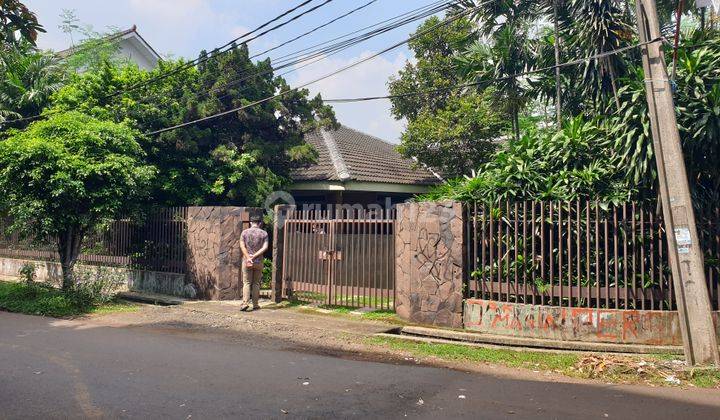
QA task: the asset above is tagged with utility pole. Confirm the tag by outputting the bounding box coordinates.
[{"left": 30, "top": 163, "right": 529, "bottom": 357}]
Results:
[{"left": 635, "top": 0, "right": 719, "bottom": 365}]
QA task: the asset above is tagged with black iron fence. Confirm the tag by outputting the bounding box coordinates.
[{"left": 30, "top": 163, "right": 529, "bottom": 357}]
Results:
[
  {"left": 0, "top": 207, "right": 188, "bottom": 274},
  {"left": 464, "top": 201, "right": 720, "bottom": 311}
]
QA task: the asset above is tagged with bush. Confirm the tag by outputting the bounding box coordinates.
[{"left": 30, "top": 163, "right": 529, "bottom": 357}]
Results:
[
  {"left": 0, "top": 281, "right": 79, "bottom": 317},
  {"left": 69, "top": 268, "right": 126, "bottom": 308},
  {"left": 0, "top": 268, "right": 126, "bottom": 317},
  {"left": 18, "top": 262, "right": 37, "bottom": 285}
]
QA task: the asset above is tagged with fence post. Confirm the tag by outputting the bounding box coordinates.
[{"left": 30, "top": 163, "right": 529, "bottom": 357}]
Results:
[
  {"left": 186, "top": 206, "right": 262, "bottom": 300},
  {"left": 395, "top": 201, "right": 465, "bottom": 328},
  {"left": 271, "top": 204, "right": 295, "bottom": 303}
]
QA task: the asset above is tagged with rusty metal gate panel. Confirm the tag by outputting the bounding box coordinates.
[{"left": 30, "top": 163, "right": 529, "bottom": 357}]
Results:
[{"left": 281, "top": 209, "right": 395, "bottom": 310}]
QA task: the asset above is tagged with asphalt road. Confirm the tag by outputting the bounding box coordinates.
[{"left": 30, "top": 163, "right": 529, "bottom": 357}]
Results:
[{"left": 0, "top": 312, "right": 718, "bottom": 419}]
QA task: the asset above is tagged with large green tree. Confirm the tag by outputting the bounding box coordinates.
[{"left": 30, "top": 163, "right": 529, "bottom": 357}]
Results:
[
  {"left": 51, "top": 44, "right": 336, "bottom": 206},
  {"left": 388, "top": 15, "right": 509, "bottom": 177},
  {"left": 0, "top": 111, "right": 155, "bottom": 289}
]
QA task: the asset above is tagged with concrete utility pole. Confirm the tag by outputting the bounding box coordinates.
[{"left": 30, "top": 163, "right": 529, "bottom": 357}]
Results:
[{"left": 634, "top": 0, "right": 720, "bottom": 365}]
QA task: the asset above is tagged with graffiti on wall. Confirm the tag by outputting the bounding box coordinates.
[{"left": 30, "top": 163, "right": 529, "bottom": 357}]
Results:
[{"left": 465, "top": 299, "right": 685, "bottom": 346}]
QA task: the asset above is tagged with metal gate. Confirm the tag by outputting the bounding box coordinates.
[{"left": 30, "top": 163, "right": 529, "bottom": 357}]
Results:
[{"left": 281, "top": 209, "right": 395, "bottom": 310}]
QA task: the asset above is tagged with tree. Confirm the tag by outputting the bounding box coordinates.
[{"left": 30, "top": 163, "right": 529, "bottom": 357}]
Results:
[
  {"left": 51, "top": 45, "right": 335, "bottom": 207},
  {"left": 388, "top": 16, "right": 477, "bottom": 120},
  {"left": 458, "top": 22, "right": 535, "bottom": 140},
  {"left": 424, "top": 28, "right": 720, "bottom": 207},
  {"left": 388, "top": 15, "right": 509, "bottom": 177},
  {"left": 56, "top": 10, "right": 123, "bottom": 72},
  {"left": 397, "top": 92, "right": 507, "bottom": 177},
  {"left": 0, "top": 0, "right": 44, "bottom": 50},
  {"left": 609, "top": 28, "right": 720, "bottom": 206},
  {"left": 0, "top": 111, "right": 155, "bottom": 289},
  {"left": 0, "top": 44, "right": 66, "bottom": 128}
]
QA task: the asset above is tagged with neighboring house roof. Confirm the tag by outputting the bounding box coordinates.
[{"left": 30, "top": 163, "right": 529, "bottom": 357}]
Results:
[
  {"left": 292, "top": 125, "right": 442, "bottom": 186},
  {"left": 57, "top": 25, "right": 161, "bottom": 66}
]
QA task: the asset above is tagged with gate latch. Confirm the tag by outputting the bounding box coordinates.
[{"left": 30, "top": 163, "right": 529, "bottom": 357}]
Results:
[{"left": 319, "top": 250, "right": 343, "bottom": 261}]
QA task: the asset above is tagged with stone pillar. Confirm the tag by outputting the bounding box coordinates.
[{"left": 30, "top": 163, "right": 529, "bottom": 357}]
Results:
[
  {"left": 186, "top": 206, "right": 262, "bottom": 300},
  {"left": 395, "top": 201, "right": 464, "bottom": 328},
  {"left": 271, "top": 204, "right": 295, "bottom": 303}
]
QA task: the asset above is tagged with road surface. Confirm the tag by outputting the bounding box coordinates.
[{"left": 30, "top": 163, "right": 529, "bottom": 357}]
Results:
[{"left": 0, "top": 311, "right": 718, "bottom": 419}]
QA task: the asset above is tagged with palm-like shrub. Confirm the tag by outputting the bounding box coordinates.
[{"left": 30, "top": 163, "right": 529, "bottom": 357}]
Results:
[{"left": 0, "top": 46, "right": 66, "bottom": 127}]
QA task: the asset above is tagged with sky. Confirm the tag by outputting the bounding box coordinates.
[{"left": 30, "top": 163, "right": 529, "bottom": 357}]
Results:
[{"left": 24, "top": 0, "right": 442, "bottom": 142}]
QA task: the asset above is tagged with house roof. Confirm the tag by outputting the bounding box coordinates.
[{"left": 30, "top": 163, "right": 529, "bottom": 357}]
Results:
[
  {"left": 292, "top": 125, "right": 442, "bottom": 186},
  {"left": 57, "top": 25, "right": 161, "bottom": 61}
]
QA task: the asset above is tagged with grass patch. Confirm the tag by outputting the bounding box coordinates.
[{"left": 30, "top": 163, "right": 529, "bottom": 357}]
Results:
[
  {"left": 361, "top": 310, "right": 400, "bottom": 323},
  {"left": 286, "top": 300, "right": 403, "bottom": 324},
  {"left": 0, "top": 281, "right": 137, "bottom": 318},
  {"left": 89, "top": 300, "right": 140, "bottom": 315},
  {"left": 287, "top": 292, "right": 393, "bottom": 309},
  {"left": 324, "top": 306, "right": 353, "bottom": 314},
  {"left": 687, "top": 369, "right": 720, "bottom": 388},
  {"left": 367, "top": 336, "right": 579, "bottom": 371},
  {"left": 365, "top": 336, "right": 720, "bottom": 388}
]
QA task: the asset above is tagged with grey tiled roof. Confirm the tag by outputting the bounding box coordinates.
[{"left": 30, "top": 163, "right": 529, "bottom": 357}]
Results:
[{"left": 292, "top": 125, "right": 441, "bottom": 186}]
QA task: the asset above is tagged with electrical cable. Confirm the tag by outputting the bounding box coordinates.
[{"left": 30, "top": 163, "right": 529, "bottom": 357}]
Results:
[
  {"left": 207, "top": 1, "right": 453, "bottom": 103},
  {"left": 130, "top": 0, "right": 452, "bottom": 108},
  {"left": 145, "top": 0, "right": 493, "bottom": 135},
  {"left": 248, "top": 0, "right": 380, "bottom": 60},
  {"left": 102, "top": 0, "right": 334, "bottom": 99},
  {"left": 321, "top": 37, "right": 666, "bottom": 104},
  {"left": 149, "top": 34, "right": 664, "bottom": 136},
  {"left": 0, "top": 0, "right": 334, "bottom": 126}
]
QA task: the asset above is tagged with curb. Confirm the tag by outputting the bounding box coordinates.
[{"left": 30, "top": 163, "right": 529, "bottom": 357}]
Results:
[
  {"left": 117, "top": 291, "right": 186, "bottom": 306},
  {"left": 397, "top": 326, "right": 684, "bottom": 355}
]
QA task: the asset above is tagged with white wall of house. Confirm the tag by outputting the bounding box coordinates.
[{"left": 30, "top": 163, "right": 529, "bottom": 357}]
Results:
[{"left": 115, "top": 33, "right": 159, "bottom": 71}]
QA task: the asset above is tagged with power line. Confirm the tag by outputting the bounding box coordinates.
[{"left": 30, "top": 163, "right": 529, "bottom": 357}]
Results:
[
  {"left": 146, "top": 1, "right": 490, "bottom": 135},
  {"left": 207, "top": 1, "right": 453, "bottom": 103},
  {"left": 262, "top": 0, "right": 450, "bottom": 65},
  {"left": 130, "top": 0, "right": 451, "bottom": 109},
  {"left": 249, "top": 0, "right": 380, "bottom": 60},
  {"left": 102, "top": 0, "right": 334, "bottom": 99},
  {"left": 0, "top": 0, "right": 334, "bottom": 126},
  {"left": 321, "top": 37, "right": 666, "bottom": 104},
  {"left": 149, "top": 32, "right": 664, "bottom": 137}
]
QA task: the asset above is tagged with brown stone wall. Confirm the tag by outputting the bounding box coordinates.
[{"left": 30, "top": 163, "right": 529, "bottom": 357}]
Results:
[
  {"left": 186, "top": 206, "right": 262, "bottom": 300},
  {"left": 395, "top": 201, "right": 464, "bottom": 328}
]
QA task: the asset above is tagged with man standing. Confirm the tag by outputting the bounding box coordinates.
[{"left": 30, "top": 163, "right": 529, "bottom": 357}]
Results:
[{"left": 239, "top": 215, "right": 269, "bottom": 311}]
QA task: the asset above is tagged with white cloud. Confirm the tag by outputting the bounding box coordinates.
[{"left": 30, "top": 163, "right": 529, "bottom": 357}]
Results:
[{"left": 289, "top": 51, "right": 408, "bottom": 143}]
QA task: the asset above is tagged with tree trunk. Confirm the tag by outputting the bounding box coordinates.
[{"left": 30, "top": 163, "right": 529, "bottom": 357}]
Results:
[
  {"left": 57, "top": 225, "right": 84, "bottom": 290},
  {"left": 553, "top": 0, "right": 562, "bottom": 126}
]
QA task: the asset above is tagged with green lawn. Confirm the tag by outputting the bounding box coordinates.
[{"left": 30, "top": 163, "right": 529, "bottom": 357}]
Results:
[
  {"left": 0, "top": 281, "right": 138, "bottom": 318},
  {"left": 367, "top": 336, "right": 579, "bottom": 371}
]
